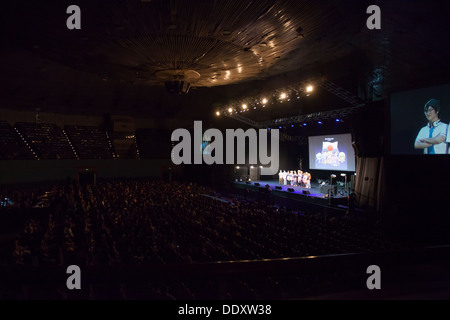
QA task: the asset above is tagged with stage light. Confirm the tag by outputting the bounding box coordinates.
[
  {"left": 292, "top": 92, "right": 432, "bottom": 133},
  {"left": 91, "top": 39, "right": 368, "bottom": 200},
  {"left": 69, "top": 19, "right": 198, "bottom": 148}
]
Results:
[
  {"left": 236, "top": 166, "right": 240, "bottom": 169},
  {"left": 291, "top": 125, "right": 294, "bottom": 127},
  {"left": 279, "top": 126, "right": 282, "bottom": 129},
  {"left": 280, "top": 92, "right": 287, "bottom": 100},
  {"left": 259, "top": 166, "right": 263, "bottom": 168},
  {"left": 262, "top": 98, "right": 268, "bottom": 104},
  {"left": 303, "top": 123, "right": 307, "bottom": 126},
  {"left": 306, "top": 85, "right": 313, "bottom": 92},
  {"left": 216, "top": 111, "right": 220, "bottom": 116},
  {"left": 331, "top": 174, "right": 336, "bottom": 178},
  {"left": 341, "top": 173, "right": 346, "bottom": 177},
  {"left": 228, "top": 107, "right": 233, "bottom": 113},
  {"left": 336, "top": 119, "right": 340, "bottom": 122},
  {"left": 318, "top": 121, "right": 322, "bottom": 124},
  {"left": 250, "top": 166, "right": 254, "bottom": 169},
  {"left": 242, "top": 104, "right": 247, "bottom": 109}
]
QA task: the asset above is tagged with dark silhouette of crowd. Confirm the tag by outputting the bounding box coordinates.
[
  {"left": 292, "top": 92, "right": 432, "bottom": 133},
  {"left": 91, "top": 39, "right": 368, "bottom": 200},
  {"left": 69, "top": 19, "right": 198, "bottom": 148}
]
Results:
[
  {"left": 9, "top": 179, "right": 397, "bottom": 268},
  {"left": 1, "top": 179, "right": 401, "bottom": 299}
]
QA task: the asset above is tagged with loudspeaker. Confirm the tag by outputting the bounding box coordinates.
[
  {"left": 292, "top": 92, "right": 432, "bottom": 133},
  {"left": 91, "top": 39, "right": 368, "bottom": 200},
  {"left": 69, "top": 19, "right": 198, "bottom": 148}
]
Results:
[
  {"left": 275, "top": 186, "right": 282, "bottom": 190},
  {"left": 288, "top": 188, "right": 295, "bottom": 192},
  {"left": 302, "top": 190, "right": 310, "bottom": 195},
  {"left": 254, "top": 183, "right": 260, "bottom": 186},
  {"left": 246, "top": 181, "right": 251, "bottom": 184}
]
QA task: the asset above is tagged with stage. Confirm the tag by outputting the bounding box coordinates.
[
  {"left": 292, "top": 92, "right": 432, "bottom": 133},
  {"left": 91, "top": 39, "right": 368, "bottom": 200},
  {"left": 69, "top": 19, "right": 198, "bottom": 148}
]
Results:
[{"left": 232, "top": 179, "right": 351, "bottom": 212}]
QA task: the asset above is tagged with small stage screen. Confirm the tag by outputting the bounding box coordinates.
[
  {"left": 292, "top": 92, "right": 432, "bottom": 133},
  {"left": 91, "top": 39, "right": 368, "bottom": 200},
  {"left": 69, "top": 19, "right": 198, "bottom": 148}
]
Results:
[
  {"left": 308, "top": 133, "right": 356, "bottom": 171},
  {"left": 390, "top": 83, "right": 450, "bottom": 155}
]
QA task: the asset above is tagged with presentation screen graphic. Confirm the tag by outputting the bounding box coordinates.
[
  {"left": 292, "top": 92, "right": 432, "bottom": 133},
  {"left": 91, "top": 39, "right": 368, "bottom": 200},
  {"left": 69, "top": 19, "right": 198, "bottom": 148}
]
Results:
[
  {"left": 201, "top": 132, "right": 212, "bottom": 155},
  {"left": 390, "top": 83, "right": 450, "bottom": 155},
  {"left": 308, "top": 133, "right": 356, "bottom": 171}
]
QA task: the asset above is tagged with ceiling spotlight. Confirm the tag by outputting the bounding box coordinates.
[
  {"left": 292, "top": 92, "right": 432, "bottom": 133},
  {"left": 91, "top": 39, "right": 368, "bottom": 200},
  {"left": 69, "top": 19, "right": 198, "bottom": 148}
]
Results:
[
  {"left": 306, "top": 85, "right": 313, "bottom": 92},
  {"left": 318, "top": 121, "right": 322, "bottom": 124},
  {"left": 228, "top": 107, "right": 233, "bottom": 113},
  {"left": 242, "top": 104, "right": 247, "bottom": 109},
  {"left": 262, "top": 98, "right": 268, "bottom": 104},
  {"left": 216, "top": 111, "right": 220, "bottom": 116},
  {"left": 280, "top": 93, "right": 287, "bottom": 100},
  {"left": 336, "top": 119, "right": 340, "bottom": 122}
]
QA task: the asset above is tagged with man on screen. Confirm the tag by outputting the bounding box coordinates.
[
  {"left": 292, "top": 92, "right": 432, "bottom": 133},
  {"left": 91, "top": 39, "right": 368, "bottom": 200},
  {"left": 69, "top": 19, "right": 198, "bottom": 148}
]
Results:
[
  {"left": 414, "top": 99, "right": 447, "bottom": 154},
  {"left": 447, "top": 120, "right": 450, "bottom": 154}
]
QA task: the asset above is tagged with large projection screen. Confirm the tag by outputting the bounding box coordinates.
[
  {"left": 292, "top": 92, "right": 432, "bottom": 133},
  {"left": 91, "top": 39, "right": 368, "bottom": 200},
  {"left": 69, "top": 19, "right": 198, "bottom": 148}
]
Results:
[
  {"left": 390, "top": 83, "right": 450, "bottom": 155},
  {"left": 308, "top": 133, "right": 356, "bottom": 171}
]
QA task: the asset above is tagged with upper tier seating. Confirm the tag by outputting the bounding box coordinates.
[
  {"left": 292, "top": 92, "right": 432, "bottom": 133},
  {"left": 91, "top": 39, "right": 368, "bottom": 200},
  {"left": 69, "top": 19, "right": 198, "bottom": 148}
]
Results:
[
  {"left": 15, "top": 122, "right": 75, "bottom": 159},
  {"left": 64, "top": 125, "right": 115, "bottom": 159},
  {"left": 0, "top": 121, "right": 35, "bottom": 160}
]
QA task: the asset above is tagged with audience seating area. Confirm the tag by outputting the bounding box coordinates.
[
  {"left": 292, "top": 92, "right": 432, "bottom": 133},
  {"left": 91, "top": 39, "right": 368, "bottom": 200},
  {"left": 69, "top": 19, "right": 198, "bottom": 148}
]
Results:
[
  {"left": 64, "top": 125, "right": 114, "bottom": 159},
  {"left": 14, "top": 122, "right": 75, "bottom": 160},
  {"left": 0, "top": 121, "right": 34, "bottom": 160},
  {"left": 0, "top": 179, "right": 405, "bottom": 299},
  {"left": 0, "top": 121, "right": 172, "bottom": 160}
]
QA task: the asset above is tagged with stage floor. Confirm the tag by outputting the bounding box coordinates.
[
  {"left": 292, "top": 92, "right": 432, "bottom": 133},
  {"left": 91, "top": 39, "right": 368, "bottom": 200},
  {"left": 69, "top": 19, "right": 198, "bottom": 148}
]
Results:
[
  {"left": 233, "top": 179, "right": 350, "bottom": 210},
  {"left": 235, "top": 180, "right": 350, "bottom": 198}
]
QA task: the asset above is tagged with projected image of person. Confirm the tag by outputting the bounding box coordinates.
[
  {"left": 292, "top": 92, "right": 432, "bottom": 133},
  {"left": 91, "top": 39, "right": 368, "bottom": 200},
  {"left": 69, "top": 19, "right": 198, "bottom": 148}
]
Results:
[
  {"left": 447, "top": 124, "right": 450, "bottom": 154},
  {"left": 414, "top": 99, "right": 447, "bottom": 154}
]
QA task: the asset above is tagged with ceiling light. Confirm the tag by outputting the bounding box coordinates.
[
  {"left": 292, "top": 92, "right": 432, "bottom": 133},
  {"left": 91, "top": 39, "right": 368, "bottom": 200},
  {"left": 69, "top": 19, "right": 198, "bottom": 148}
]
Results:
[{"left": 306, "top": 85, "right": 313, "bottom": 92}]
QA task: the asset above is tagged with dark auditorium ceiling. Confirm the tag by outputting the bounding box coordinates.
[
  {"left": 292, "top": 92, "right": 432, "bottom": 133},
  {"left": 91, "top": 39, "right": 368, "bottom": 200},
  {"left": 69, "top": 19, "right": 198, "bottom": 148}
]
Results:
[{"left": 0, "top": 0, "right": 449, "bottom": 122}]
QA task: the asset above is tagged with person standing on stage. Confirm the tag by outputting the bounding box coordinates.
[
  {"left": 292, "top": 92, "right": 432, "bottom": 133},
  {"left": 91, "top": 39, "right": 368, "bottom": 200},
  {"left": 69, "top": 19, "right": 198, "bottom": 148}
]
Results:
[
  {"left": 303, "top": 172, "right": 311, "bottom": 188},
  {"left": 278, "top": 170, "right": 283, "bottom": 184},
  {"left": 293, "top": 171, "right": 298, "bottom": 186},
  {"left": 414, "top": 99, "right": 447, "bottom": 154},
  {"left": 298, "top": 170, "right": 303, "bottom": 187},
  {"left": 283, "top": 170, "right": 287, "bottom": 185}
]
